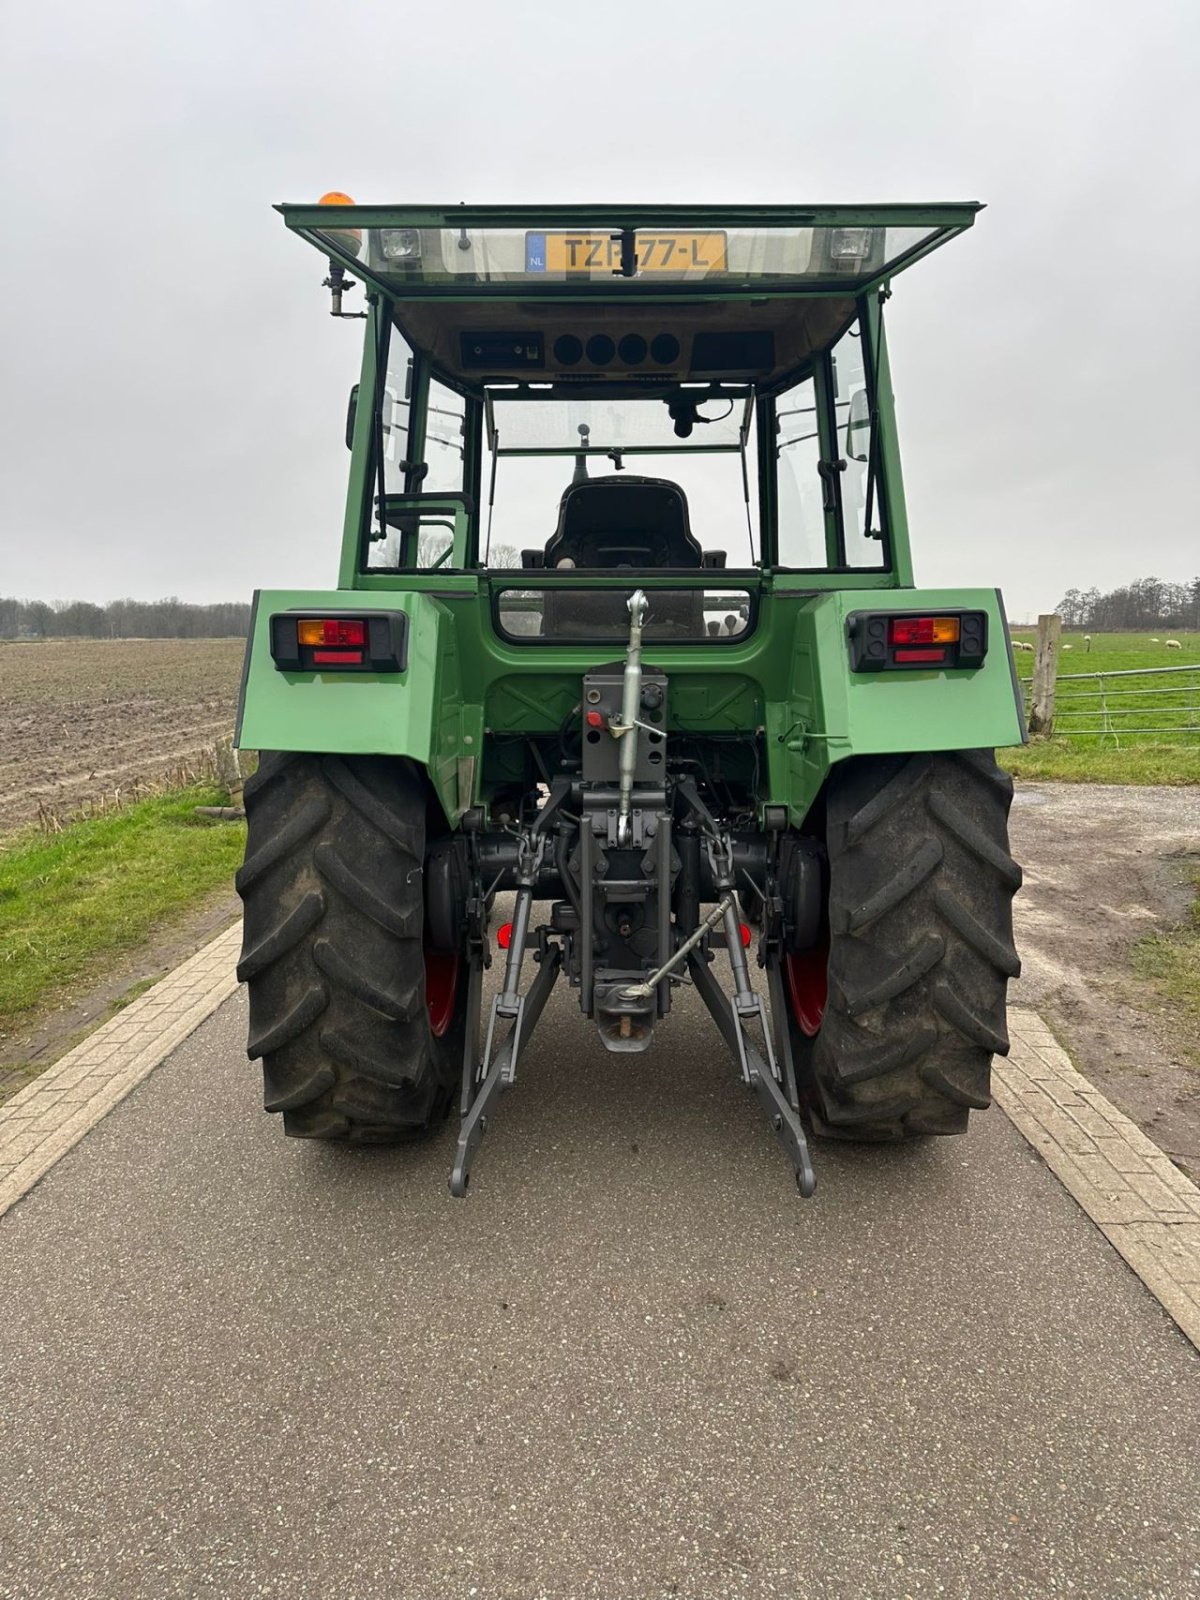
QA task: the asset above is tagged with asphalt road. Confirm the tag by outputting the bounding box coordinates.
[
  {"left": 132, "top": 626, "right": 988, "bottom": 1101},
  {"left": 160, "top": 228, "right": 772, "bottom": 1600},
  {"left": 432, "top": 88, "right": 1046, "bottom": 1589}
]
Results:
[{"left": 1, "top": 977, "right": 1198, "bottom": 1600}]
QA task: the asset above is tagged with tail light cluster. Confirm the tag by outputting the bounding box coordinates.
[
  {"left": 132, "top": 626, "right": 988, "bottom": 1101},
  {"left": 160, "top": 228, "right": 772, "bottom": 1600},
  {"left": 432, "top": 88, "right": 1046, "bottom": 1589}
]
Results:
[
  {"left": 269, "top": 610, "right": 409, "bottom": 673},
  {"left": 847, "top": 610, "right": 988, "bottom": 673}
]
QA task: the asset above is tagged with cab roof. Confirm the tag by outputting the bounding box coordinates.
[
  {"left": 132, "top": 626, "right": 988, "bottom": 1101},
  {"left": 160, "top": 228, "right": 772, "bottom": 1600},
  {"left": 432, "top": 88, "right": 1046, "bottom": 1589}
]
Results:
[{"left": 281, "top": 202, "right": 981, "bottom": 390}]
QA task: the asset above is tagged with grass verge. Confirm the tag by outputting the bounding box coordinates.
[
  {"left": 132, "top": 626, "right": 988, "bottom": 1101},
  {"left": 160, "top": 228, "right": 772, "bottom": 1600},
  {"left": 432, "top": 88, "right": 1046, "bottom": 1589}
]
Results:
[
  {"left": 0, "top": 785, "right": 244, "bottom": 1027},
  {"left": 999, "top": 740, "right": 1200, "bottom": 785},
  {"left": 1134, "top": 864, "right": 1200, "bottom": 1052}
]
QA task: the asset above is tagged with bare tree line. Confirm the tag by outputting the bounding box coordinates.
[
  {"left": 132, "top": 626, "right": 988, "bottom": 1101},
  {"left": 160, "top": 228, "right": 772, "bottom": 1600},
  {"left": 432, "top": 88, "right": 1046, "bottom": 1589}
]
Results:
[
  {"left": 0, "top": 596, "right": 252, "bottom": 640},
  {"left": 1056, "top": 576, "right": 1200, "bottom": 632},
  {"left": 4, "top": 572, "right": 1195, "bottom": 642}
]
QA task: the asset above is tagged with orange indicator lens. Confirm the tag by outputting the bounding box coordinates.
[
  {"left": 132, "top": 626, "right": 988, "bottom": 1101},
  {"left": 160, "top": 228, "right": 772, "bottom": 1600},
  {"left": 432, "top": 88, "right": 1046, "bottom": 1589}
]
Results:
[
  {"left": 298, "top": 618, "right": 367, "bottom": 648},
  {"left": 888, "top": 616, "right": 960, "bottom": 647}
]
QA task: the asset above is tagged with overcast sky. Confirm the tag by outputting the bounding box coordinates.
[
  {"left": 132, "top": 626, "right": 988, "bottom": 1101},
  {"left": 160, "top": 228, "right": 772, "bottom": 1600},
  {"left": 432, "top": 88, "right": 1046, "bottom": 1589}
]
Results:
[{"left": 1, "top": 0, "right": 1196, "bottom": 621}]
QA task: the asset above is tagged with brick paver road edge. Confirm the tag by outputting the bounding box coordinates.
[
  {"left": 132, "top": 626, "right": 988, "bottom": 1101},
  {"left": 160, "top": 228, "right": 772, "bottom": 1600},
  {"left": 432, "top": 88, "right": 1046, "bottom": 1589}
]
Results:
[
  {"left": 1000, "top": 1008, "right": 1200, "bottom": 1349},
  {"left": 0, "top": 942, "right": 1197, "bottom": 1350},
  {"left": 0, "top": 924, "right": 241, "bottom": 1220}
]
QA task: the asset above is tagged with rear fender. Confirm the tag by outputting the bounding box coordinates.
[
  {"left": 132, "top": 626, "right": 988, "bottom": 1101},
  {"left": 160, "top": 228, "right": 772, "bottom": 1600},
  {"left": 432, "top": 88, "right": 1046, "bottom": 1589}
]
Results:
[
  {"left": 234, "top": 589, "right": 479, "bottom": 825},
  {"left": 769, "top": 587, "right": 1026, "bottom": 826}
]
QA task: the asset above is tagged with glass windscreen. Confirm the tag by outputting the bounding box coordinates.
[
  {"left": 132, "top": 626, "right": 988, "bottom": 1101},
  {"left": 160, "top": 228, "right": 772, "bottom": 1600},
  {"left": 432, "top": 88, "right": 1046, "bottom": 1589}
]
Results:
[
  {"left": 482, "top": 396, "right": 757, "bottom": 569},
  {"left": 491, "top": 394, "right": 746, "bottom": 453}
]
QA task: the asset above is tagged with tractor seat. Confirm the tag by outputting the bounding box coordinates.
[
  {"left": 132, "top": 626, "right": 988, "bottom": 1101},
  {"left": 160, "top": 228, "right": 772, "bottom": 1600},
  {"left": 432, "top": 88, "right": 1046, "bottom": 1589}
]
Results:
[{"left": 542, "top": 476, "right": 703, "bottom": 570}]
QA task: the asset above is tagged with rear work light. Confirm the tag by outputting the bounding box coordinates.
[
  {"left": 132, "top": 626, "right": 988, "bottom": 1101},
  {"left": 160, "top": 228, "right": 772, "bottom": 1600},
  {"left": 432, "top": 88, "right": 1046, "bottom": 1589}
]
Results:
[
  {"left": 269, "top": 610, "right": 409, "bottom": 673},
  {"left": 847, "top": 610, "right": 988, "bottom": 673}
]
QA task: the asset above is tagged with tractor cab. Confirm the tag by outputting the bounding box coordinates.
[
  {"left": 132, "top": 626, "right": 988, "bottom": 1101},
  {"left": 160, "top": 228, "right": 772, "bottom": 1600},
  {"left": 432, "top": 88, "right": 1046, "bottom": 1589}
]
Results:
[{"left": 281, "top": 201, "right": 982, "bottom": 609}]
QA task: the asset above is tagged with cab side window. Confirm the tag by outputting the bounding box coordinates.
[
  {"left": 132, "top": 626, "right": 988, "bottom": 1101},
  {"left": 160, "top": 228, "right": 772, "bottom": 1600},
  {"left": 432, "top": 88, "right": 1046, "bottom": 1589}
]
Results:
[
  {"left": 831, "top": 322, "right": 886, "bottom": 569},
  {"left": 775, "top": 376, "right": 826, "bottom": 568},
  {"left": 423, "top": 379, "right": 467, "bottom": 494}
]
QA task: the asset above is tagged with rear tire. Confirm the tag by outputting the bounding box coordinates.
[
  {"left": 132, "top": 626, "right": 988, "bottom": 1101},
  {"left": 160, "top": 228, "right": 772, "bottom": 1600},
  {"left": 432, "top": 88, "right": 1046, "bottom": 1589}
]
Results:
[
  {"left": 236, "top": 753, "right": 464, "bottom": 1143},
  {"left": 790, "top": 749, "right": 1021, "bottom": 1141}
]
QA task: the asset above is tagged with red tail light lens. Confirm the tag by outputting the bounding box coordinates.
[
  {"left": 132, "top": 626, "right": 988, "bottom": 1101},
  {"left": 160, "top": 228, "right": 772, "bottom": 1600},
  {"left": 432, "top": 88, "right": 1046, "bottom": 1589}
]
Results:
[
  {"left": 497, "top": 922, "right": 513, "bottom": 949},
  {"left": 312, "top": 649, "right": 365, "bottom": 665},
  {"left": 297, "top": 618, "right": 367, "bottom": 647},
  {"left": 269, "top": 610, "right": 410, "bottom": 674},
  {"left": 888, "top": 616, "right": 961, "bottom": 647}
]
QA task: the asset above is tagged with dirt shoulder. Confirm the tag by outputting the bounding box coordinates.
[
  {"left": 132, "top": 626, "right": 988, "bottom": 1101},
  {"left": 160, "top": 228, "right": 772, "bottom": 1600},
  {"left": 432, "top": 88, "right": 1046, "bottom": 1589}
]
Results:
[{"left": 1009, "top": 781, "right": 1200, "bottom": 1181}]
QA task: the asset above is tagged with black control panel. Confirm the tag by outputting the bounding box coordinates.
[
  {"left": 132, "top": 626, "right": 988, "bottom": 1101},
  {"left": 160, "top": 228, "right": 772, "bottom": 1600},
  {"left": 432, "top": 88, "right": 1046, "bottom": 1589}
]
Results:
[{"left": 460, "top": 332, "right": 544, "bottom": 370}]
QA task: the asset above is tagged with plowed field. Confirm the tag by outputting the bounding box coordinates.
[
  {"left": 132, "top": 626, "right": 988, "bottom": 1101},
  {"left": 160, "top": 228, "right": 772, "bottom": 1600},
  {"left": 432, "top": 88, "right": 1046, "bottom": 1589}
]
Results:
[{"left": 0, "top": 639, "right": 244, "bottom": 834}]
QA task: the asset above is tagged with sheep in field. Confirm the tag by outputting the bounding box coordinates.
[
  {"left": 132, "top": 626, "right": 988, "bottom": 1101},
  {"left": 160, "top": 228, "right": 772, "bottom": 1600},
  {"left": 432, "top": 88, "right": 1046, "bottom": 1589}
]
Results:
[
  {"left": 1063, "top": 644, "right": 1073, "bottom": 650},
  {"left": 1151, "top": 637, "right": 1161, "bottom": 643},
  {"left": 1165, "top": 639, "right": 1182, "bottom": 649}
]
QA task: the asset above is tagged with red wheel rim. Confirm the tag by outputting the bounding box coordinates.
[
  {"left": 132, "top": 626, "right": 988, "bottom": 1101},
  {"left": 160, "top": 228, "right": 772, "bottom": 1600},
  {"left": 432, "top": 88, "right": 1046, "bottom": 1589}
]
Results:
[
  {"left": 784, "top": 942, "right": 828, "bottom": 1038},
  {"left": 424, "top": 948, "right": 460, "bottom": 1038}
]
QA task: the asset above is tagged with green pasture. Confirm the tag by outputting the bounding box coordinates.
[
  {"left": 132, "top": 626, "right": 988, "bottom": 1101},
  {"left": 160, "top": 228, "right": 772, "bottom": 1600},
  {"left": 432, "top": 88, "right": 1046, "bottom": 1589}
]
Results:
[
  {"left": 1001, "top": 629, "right": 1200, "bottom": 784},
  {"left": 1007, "top": 629, "right": 1200, "bottom": 676}
]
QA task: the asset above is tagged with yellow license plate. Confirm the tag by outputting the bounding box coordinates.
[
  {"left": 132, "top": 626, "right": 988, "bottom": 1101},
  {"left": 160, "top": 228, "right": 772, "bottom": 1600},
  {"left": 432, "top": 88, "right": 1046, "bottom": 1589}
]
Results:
[{"left": 528, "top": 231, "right": 727, "bottom": 274}]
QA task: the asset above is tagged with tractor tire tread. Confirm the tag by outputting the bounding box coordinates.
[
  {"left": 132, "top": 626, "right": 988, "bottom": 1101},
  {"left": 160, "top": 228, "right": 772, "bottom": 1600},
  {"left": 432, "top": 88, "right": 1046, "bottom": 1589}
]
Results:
[
  {"left": 831, "top": 836, "right": 944, "bottom": 934},
  {"left": 241, "top": 751, "right": 305, "bottom": 804},
  {"left": 246, "top": 981, "right": 329, "bottom": 1060},
  {"left": 313, "top": 840, "right": 422, "bottom": 937},
  {"left": 312, "top": 937, "right": 423, "bottom": 1023},
  {"left": 801, "top": 748, "right": 1019, "bottom": 1141},
  {"left": 235, "top": 796, "right": 331, "bottom": 893},
  {"left": 237, "top": 752, "right": 462, "bottom": 1144},
  {"left": 235, "top": 890, "right": 325, "bottom": 982},
  {"left": 321, "top": 754, "right": 424, "bottom": 854}
]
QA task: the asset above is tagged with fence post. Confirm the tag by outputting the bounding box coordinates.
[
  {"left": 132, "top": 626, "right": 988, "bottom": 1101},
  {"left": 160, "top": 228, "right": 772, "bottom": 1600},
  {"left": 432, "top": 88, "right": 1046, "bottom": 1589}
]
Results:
[{"left": 1028, "top": 613, "right": 1061, "bottom": 735}]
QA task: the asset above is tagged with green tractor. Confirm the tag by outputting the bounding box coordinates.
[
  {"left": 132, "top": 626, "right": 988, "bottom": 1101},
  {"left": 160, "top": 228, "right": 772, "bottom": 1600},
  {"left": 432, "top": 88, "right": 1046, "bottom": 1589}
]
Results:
[{"left": 235, "top": 199, "right": 1025, "bottom": 1196}]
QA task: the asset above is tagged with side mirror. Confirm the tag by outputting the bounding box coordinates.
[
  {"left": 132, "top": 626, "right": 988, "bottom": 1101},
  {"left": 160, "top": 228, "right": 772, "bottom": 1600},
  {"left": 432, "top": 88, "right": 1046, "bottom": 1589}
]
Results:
[
  {"left": 845, "top": 388, "right": 870, "bottom": 463},
  {"left": 345, "top": 384, "right": 359, "bottom": 450}
]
